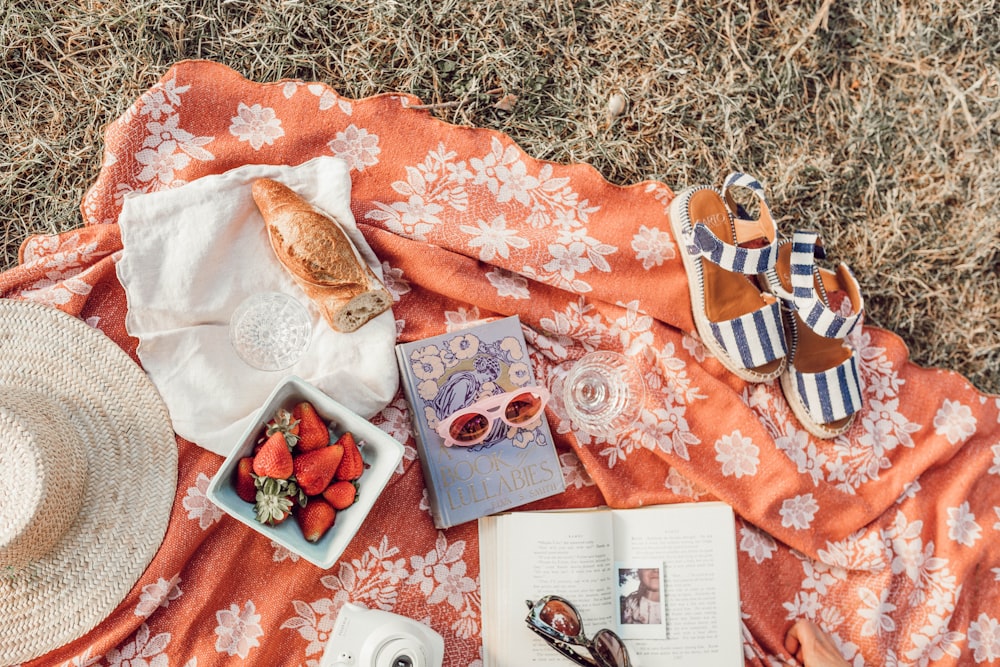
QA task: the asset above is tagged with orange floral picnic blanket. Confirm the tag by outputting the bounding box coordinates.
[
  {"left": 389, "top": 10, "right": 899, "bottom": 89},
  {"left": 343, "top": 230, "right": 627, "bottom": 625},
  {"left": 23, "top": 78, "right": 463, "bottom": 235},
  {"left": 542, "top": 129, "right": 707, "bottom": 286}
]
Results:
[{"left": 4, "top": 60, "right": 999, "bottom": 666}]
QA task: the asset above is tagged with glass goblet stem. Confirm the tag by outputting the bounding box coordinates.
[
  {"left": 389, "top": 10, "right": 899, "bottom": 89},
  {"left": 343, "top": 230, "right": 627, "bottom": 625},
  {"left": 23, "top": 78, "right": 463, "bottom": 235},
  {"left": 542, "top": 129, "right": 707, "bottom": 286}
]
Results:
[{"left": 557, "top": 351, "right": 645, "bottom": 439}]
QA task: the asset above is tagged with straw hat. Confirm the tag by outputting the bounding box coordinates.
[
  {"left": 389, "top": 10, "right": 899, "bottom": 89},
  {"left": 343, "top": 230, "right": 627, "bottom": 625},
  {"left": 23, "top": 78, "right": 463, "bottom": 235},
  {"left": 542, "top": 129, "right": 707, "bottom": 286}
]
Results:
[{"left": 0, "top": 300, "right": 177, "bottom": 664}]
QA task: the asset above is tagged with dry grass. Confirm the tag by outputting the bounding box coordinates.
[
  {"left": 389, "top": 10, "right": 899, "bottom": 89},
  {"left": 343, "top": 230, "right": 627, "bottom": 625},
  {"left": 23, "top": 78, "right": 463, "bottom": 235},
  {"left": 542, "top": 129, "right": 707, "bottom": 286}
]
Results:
[{"left": 1, "top": 0, "right": 998, "bottom": 393}]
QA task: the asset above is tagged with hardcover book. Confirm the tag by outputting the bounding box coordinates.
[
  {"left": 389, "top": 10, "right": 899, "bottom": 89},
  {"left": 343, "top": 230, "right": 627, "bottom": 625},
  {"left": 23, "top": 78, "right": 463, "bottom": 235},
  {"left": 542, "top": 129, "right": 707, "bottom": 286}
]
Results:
[{"left": 395, "top": 315, "right": 565, "bottom": 529}]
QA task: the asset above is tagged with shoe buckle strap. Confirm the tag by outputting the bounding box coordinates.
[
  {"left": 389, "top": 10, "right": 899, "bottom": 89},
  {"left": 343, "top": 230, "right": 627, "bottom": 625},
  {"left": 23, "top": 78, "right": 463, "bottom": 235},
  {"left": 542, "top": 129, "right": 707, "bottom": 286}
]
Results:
[
  {"left": 691, "top": 223, "right": 777, "bottom": 275},
  {"left": 723, "top": 172, "right": 768, "bottom": 206},
  {"left": 722, "top": 172, "right": 777, "bottom": 246},
  {"left": 788, "top": 231, "right": 862, "bottom": 339}
]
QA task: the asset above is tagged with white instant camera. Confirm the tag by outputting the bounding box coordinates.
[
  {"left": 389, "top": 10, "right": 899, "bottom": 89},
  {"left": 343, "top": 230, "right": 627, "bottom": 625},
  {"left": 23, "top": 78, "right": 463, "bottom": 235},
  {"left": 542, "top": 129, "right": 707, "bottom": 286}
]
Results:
[{"left": 320, "top": 603, "right": 445, "bottom": 667}]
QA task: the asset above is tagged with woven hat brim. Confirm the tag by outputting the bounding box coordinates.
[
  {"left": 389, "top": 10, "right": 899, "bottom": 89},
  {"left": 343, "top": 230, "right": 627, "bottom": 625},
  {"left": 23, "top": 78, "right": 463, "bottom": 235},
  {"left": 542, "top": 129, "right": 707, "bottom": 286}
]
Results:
[{"left": 0, "top": 300, "right": 178, "bottom": 664}]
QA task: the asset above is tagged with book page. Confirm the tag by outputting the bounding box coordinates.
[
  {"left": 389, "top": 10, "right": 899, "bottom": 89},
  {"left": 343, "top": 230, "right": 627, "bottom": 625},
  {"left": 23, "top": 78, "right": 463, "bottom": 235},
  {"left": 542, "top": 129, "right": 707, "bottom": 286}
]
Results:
[
  {"left": 480, "top": 509, "right": 616, "bottom": 667},
  {"left": 611, "top": 502, "right": 742, "bottom": 667}
]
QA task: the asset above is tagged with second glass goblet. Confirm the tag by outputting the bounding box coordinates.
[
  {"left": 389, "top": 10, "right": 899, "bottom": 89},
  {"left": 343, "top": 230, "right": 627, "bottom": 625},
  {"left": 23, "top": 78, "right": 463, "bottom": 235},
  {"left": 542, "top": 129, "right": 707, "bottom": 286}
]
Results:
[
  {"left": 550, "top": 350, "right": 646, "bottom": 439},
  {"left": 229, "top": 291, "right": 313, "bottom": 371}
]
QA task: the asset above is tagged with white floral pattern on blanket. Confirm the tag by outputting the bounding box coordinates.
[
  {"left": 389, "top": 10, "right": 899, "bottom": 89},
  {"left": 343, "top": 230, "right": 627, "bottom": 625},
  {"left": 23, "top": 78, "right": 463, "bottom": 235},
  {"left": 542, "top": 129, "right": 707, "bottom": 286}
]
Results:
[{"left": 18, "top": 60, "right": 999, "bottom": 667}]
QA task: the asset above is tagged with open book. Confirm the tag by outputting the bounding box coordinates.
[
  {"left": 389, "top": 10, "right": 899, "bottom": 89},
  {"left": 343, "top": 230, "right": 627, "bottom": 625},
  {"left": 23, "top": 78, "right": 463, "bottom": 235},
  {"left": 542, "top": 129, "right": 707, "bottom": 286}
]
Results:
[{"left": 478, "top": 502, "right": 742, "bottom": 667}]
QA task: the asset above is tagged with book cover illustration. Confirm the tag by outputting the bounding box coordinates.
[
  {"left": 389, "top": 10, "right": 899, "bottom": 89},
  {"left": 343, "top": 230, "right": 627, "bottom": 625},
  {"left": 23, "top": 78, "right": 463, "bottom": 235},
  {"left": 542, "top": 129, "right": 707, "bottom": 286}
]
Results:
[{"left": 395, "top": 315, "right": 565, "bottom": 528}]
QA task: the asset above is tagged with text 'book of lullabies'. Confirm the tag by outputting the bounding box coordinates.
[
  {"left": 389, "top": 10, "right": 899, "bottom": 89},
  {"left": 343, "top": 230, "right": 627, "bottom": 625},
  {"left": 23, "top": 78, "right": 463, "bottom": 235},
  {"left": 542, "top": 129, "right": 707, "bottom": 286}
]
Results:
[
  {"left": 479, "top": 502, "right": 743, "bottom": 667},
  {"left": 395, "top": 315, "right": 565, "bottom": 529}
]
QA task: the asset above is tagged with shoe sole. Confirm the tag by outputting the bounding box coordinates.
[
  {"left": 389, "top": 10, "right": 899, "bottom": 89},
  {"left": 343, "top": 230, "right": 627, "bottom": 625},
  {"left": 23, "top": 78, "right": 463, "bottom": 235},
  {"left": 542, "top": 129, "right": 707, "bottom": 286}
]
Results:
[{"left": 668, "top": 186, "right": 784, "bottom": 384}]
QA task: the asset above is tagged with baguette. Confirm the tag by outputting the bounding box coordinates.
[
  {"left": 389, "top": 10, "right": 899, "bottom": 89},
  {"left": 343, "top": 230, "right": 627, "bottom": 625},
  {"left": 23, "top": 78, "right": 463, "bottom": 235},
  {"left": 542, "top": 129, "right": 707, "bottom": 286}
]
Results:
[{"left": 251, "top": 178, "right": 392, "bottom": 333}]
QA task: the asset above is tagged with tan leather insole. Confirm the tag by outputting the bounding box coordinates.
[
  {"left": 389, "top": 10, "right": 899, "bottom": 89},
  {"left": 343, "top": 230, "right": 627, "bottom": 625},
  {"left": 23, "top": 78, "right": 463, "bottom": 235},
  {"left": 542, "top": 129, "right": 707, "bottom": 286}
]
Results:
[{"left": 688, "top": 189, "right": 781, "bottom": 375}]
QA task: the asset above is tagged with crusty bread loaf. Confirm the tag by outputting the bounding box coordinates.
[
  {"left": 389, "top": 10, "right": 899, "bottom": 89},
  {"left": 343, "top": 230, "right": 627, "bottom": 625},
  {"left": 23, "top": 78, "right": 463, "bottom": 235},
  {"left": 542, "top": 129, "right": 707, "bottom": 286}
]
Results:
[{"left": 251, "top": 178, "right": 392, "bottom": 333}]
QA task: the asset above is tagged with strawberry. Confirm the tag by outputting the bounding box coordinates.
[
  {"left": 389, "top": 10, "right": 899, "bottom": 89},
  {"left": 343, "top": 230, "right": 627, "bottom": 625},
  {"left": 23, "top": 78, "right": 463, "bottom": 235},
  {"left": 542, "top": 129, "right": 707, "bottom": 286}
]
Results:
[
  {"left": 296, "top": 498, "right": 337, "bottom": 542},
  {"left": 253, "top": 477, "right": 296, "bottom": 525},
  {"left": 322, "top": 479, "right": 358, "bottom": 510},
  {"left": 333, "top": 431, "right": 364, "bottom": 481},
  {"left": 293, "top": 401, "right": 329, "bottom": 451},
  {"left": 292, "top": 442, "right": 344, "bottom": 495},
  {"left": 265, "top": 408, "right": 300, "bottom": 448},
  {"left": 257, "top": 498, "right": 292, "bottom": 525},
  {"left": 234, "top": 456, "right": 258, "bottom": 503},
  {"left": 252, "top": 431, "right": 294, "bottom": 479}
]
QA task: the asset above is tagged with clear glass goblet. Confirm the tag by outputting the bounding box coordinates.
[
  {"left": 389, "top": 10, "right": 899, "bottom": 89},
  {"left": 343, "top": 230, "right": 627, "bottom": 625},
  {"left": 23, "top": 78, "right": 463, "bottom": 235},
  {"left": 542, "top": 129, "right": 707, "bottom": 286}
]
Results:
[
  {"left": 549, "top": 351, "right": 646, "bottom": 439},
  {"left": 229, "top": 291, "right": 312, "bottom": 371}
]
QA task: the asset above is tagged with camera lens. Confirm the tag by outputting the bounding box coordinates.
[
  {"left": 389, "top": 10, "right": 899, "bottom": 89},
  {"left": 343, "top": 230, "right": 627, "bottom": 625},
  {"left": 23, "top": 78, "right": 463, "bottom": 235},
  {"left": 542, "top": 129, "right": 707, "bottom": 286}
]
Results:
[{"left": 377, "top": 637, "right": 425, "bottom": 667}]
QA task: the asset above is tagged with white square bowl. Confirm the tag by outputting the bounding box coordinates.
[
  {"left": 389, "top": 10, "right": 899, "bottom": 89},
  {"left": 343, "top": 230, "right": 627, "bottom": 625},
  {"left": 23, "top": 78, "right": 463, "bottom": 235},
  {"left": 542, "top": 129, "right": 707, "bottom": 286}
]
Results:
[{"left": 207, "top": 375, "right": 404, "bottom": 568}]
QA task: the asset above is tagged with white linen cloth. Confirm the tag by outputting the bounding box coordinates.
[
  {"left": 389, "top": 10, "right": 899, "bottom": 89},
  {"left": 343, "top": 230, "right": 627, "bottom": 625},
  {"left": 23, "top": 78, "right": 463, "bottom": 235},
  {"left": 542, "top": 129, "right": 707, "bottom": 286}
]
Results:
[{"left": 117, "top": 157, "right": 399, "bottom": 456}]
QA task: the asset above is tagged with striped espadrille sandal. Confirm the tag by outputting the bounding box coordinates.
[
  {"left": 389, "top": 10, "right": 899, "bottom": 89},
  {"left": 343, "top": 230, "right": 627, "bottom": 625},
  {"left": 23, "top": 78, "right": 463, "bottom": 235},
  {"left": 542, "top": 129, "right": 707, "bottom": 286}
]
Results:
[
  {"left": 669, "top": 172, "right": 787, "bottom": 382},
  {"left": 764, "top": 231, "right": 865, "bottom": 439}
]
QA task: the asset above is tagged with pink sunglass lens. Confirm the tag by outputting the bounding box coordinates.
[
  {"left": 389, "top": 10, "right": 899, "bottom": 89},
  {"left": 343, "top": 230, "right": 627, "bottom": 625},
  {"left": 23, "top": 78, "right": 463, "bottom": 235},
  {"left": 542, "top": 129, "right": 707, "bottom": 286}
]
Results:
[
  {"left": 539, "top": 599, "right": 582, "bottom": 637},
  {"left": 505, "top": 391, "right": 543, "bottom": 425},
  {"left": 593, "top": 629, "right": 628, "bottom": 667},
  {"left": 448, "top": 412, "right": 490, "bottom": 443}
]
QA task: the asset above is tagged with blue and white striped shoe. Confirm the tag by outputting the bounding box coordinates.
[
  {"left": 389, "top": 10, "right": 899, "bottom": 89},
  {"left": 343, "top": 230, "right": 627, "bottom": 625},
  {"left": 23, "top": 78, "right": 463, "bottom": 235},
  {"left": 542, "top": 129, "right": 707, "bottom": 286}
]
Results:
[
  {"left": 669, "top": 173, "right": 787, "bottom": 382},
  {"left": 764, "top": 231, "right": 865, "bottom": 438}
]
